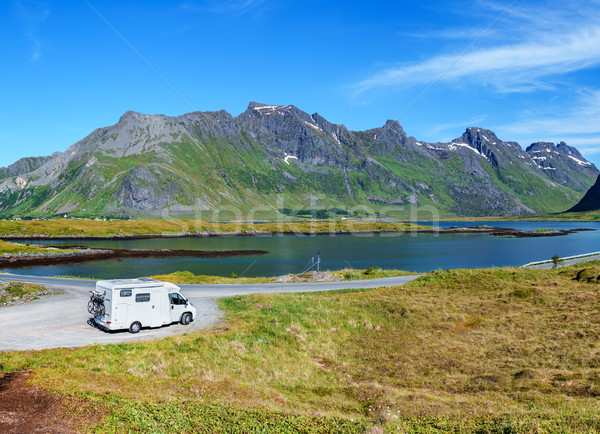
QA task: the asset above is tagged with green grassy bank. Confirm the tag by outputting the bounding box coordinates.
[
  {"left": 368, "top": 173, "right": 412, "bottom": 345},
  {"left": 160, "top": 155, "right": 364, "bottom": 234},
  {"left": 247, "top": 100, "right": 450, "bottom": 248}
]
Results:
[
  {"left": 149, "top": 267, "right": 417, "bottom": 284},
  {"left": 440, "top": 209, "right": 600, "bottom": 222},
  {"left": 2, "top": 261, "right": 600, "bottom": 431},
  {"left": 0, "top": 218, "right": 429, "bottom": 238}
]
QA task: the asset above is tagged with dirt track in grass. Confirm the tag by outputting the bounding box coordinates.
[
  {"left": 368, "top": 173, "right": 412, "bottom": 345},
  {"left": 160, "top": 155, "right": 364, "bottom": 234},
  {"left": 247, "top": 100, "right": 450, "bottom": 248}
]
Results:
[{"left": 0, "top": 370, "right": 98, "bottom": 433}]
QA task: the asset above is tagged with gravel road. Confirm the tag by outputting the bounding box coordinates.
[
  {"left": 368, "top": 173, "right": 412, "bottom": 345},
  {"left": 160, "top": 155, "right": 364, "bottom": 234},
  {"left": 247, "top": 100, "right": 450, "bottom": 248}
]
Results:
[{"left": 0, "top": 273, "right": 420, "bottom": 351}]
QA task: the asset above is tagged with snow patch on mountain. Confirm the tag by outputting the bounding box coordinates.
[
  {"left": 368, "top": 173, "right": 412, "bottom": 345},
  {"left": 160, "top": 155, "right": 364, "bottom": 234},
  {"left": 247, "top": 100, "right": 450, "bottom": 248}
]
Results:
[
  {"left": 254, "top": 105, "right": 292, "bottom": 115},
  {"left": 303, "top": 121, "right": 322, "bottom": 132},
  {"left": 568, "top": 155, "right": 592, "bottom": 166},
  {"left": 284, "top": 154, "right": 298, "bottom": 165},
  {"left": 450, "top": 142, "right": 489, "bottom": 160},
  {"left": 331, "top": 131, "right": 341, "bottom": 145}
]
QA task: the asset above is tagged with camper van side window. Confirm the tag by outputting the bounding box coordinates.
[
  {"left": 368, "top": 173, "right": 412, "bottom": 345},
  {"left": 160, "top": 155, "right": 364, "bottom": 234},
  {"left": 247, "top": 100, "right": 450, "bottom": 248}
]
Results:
[
  {"left": 135, "top": 293, "right": 151, "bottom": 303},
  {"left": 120, "top": 289, "right": 132, "bottom": 297}
]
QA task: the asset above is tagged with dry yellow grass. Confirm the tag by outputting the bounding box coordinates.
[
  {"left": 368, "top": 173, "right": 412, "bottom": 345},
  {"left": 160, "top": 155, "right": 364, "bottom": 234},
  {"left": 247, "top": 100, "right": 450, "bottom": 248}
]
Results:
[
  {"left": 148, "top": 270, "right": 275, "bottom": 284},
  {"left": 441, "top": 209, "right": 600, "bottom": 222},
  {"left": 2, "top": 261, "right": 600, "bottom": 431},
  {"left": 0, "top": 218, "right": 428, "bottom": 237},
  {"left": 0, "top": 240, "right": 79, "bottom": 256}
]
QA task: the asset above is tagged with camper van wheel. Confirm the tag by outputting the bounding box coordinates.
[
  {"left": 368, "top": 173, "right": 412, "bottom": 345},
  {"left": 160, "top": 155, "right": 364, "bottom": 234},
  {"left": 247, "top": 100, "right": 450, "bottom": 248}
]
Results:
[
  {"left": 181, "top": 313, "right": 192, "bottom": 325},
  {"left": 129, "top": 321, "right": 142, "bottom": 334}
]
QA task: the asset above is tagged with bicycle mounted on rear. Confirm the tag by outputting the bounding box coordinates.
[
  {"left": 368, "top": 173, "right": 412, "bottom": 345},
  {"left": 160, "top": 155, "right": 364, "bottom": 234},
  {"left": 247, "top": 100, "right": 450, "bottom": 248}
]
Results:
[{"left": 88, "top": 290, "right": 106, "bottom": 318}]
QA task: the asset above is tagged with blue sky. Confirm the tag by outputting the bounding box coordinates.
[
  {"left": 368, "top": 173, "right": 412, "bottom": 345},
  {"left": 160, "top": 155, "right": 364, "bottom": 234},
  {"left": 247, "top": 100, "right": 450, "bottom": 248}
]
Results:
[{"left": 2, "top": 0, "right": 600, "bottom": 168}]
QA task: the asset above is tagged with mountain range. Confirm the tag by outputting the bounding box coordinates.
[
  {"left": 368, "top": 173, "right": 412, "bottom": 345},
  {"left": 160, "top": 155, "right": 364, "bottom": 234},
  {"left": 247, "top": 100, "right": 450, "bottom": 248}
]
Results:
[{"left": 0, "top": 102, "right": 598, "bottom": 219}]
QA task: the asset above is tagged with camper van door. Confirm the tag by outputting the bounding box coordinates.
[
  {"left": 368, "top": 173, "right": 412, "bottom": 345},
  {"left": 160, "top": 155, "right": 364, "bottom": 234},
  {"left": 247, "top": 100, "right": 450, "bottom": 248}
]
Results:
[
  {"left": 113, "top": 287, "right": 132, "bottom": 327},
  {"left": 170, "top": 292, "right": 187, "bottom": 322},
  {"left": 134, "top": 291, "right": 153, "bottom": 327},
  {"left": 150, "top": 289, "right": 164, "bottom": 328},
  {"left": 160, "top": 290, "right": 171, "bottom": 325}
]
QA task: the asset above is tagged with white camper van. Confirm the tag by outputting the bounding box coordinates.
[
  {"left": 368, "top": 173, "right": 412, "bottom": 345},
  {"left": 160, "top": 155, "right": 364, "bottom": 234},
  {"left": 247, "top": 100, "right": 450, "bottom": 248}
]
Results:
[{"left": 89, "top": 278, "right": 196, "bottom": 333}]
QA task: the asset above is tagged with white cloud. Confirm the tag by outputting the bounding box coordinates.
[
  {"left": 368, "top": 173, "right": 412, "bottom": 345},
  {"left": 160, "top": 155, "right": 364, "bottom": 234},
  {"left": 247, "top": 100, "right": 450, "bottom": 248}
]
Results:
[
  {"left": 350, "top": 0, "right": 600, "bottom": 166},
  {"left": 354, "top": 26, "right": 600, "bottom": 95},
  {"left": 502, "top": 90, "right": 600, "bottom": 136},
  {"left": 398, "top": 26, "right": 496, "bottom": 42},
  {"left": 579, "top": 146, "right": 600, "bottom": 157},
  {"left": 13, "top": 0, "right": 49, "bottom": 62},
  {"left": 497, "top": 89, "right": 600, "bottom": 156},
  {"left": 28, "top": 32, "right": 41, "bottom": 61},
  {"left": 181, "top": 0, "right": 268, "bottom": 15}
]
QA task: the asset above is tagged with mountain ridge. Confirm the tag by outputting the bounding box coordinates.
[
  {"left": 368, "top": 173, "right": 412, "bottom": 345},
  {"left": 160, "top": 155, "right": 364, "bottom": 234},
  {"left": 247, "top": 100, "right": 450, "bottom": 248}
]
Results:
[
  {"left": 0, "top": 102, "right": 597, "bottom": 219},
  {"left": 567, "top": 175, "right": 600, "bottom": 212}
]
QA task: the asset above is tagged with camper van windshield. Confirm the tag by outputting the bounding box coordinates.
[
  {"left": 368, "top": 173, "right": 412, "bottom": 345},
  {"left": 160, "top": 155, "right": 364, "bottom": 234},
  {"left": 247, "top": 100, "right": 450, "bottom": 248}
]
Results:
[{"left": 170, "top": 293, "right": 186, "bottom": 305}]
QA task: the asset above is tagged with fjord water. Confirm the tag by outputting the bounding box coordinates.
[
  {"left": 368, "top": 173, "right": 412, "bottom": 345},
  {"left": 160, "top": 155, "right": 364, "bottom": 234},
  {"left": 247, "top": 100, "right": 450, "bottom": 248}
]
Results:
[{"left": 5, "top": 221, "right": 600, "bottom": 279}]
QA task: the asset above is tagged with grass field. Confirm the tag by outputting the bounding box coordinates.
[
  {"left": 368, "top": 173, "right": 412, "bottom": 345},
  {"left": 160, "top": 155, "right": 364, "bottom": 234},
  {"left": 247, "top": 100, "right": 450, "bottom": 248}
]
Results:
[
  {"left": 2, "top": 261, "right": 600, "bottom": 431},
  {"left": 0, "top": 218, "right": 429, "bottom": 238},
  {"left": 0, "top": 240, "right": 81, "bottom": 256},
  {"left": 0, "top": 214, "right": 597, "bottom": 240},
  {"left": 440, "top": 209, "right": 600, "bottom": 222}
]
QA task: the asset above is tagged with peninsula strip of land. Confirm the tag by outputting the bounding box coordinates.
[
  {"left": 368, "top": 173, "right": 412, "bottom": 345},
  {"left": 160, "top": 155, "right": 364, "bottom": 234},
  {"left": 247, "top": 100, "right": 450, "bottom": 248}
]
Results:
[
  {"left": 0, "top": 241, "right": 267, "bottom": 268},
  {"left": 0, "top": 218, "right": 593, "bottom": 240}
]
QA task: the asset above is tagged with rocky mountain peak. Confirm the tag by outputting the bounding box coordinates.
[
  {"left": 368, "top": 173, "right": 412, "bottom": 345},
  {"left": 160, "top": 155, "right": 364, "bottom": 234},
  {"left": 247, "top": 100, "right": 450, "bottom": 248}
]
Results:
[
  {"left": 461, "top": 127, "right": 500, "bottom": 145},
  {"left": 525, "top": 141, "right": 597, "bottom": 191},
  {"left": 556, "top": 141, "right": 585, "bottom": 159},
  {"left": 244, "top": 102, "right": 297, "bottom": 117},
  {"left": 455, "top": 127, "right": 501, "bottom": 167},
  {"left": 115, "top": 111, "right": 175, "bottom": 136},
  {"left": 526, "top": 141, "right": 594, "bottom": 166},
  {"left": 118, "top": 110, "right": 146, "bottom": 123},
  {"left": 239, "top": 102, "right": 318, "bottom": 131},
  {"left": 379, "top": 119, "right": 408, "bottom": 141},
  {"left": 525, "top": 142, "right": 554, "bottom": 153},
  {"left": 246, "top": 101, "right": 269, "bottom": 110},
  {"left": 310, "top": 113, "right": 352, "bottom": 145},
  {"left": 382, "top": 119, "right": 404, "bottom": 130},
  {"left": 310, "top": 112, "right": 327, "bottom": 126},
  {"left": 0, "top": 155, "right": 55, "bottom": 181}
]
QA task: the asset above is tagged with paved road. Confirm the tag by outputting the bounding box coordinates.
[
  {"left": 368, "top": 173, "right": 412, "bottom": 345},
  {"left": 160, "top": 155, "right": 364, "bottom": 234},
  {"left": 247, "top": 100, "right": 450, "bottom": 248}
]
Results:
[
  {"left": 0, "top": 274, "right": 420, "bottom": 351},
  {"left": 526, "top": 254, "right": 600, "bottom": 269}
]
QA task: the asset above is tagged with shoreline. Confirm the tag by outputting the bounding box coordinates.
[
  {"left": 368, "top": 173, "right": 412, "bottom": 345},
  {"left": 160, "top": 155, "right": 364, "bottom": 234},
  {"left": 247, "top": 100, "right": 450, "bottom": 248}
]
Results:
[
  {"left": 0, "top": 248, "right": 268, "bottom": 268},
  {"left": 0, "top": 229, "right": 427, "bottom": 240},
  {"left": 0, "top": 225, "right": 593, "bottom": 241},
  {"left": 0, "top": 226, "right": 593, "bottom": 269}
]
